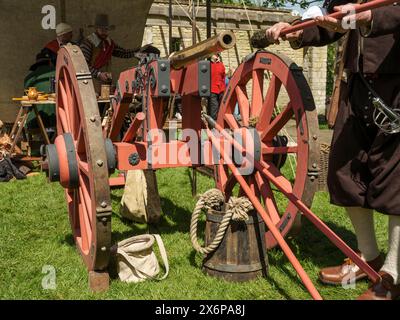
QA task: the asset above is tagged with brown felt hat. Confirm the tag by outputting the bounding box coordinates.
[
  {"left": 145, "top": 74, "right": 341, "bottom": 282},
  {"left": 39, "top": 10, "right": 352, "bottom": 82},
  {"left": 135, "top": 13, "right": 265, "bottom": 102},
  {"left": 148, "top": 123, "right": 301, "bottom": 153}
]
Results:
[{"left": 89, "top": 14, "right": 116, "bottom": 30}]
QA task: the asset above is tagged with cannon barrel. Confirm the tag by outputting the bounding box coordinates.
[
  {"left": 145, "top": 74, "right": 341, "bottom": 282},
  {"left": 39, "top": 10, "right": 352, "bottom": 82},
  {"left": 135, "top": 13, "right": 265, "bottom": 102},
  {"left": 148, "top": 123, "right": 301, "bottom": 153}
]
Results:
[{"left": 169, "top": 31, "right": 236, "bottom": 69}]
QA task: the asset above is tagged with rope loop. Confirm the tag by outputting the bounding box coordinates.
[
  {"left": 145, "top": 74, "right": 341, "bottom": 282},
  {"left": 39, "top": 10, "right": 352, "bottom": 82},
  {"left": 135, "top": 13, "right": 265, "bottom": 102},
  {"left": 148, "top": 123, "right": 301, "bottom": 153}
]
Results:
[{"left": 190, "top": 189, "right": 254, "bottom": 255}]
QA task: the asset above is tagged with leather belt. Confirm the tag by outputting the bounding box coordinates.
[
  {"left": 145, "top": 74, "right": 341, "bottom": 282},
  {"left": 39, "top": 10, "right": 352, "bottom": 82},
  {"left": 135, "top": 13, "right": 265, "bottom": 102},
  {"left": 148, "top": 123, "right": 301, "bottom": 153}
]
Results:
[{"left": 363, "top": 73, "right": 379, "bottom": 80}]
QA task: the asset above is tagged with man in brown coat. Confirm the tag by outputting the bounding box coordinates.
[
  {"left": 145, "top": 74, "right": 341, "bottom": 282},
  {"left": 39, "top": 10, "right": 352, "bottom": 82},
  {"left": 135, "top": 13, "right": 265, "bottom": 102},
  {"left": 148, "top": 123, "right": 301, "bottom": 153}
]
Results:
[{"left": 266, "top": 1, "right": 400, "bottom": 300}]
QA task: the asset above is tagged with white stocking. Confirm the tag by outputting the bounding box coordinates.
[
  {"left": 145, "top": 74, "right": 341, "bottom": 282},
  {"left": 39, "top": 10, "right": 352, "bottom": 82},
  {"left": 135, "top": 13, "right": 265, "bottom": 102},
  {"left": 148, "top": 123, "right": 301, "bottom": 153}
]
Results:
[
  {"left": 381, "top": 215, "right": 400, "bottom": 285},
  {"left": 346, "top": 207, "right": 380, "bottom": 261}
]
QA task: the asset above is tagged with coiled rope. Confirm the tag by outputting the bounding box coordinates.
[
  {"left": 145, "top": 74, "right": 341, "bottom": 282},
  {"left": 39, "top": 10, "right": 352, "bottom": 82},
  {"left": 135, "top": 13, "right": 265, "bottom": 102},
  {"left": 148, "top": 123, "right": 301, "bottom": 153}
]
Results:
[{"left": 190, "top": 189, "right": 254, "bottom": 255}]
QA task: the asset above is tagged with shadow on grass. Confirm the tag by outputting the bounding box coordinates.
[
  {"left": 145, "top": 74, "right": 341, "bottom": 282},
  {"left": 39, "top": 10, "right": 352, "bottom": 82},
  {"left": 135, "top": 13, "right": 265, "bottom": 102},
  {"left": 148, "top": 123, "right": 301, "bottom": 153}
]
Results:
[
  {"left": 62, "top": 234, "right": 75, "bottom": 247},
  {"left": 264, "top": 274, "right": 295, "bottom": 300},
  {"left": 271, "top": 217, "right": 358, "bottom": 269},
  {"left": 58, "top": 192, "right": 201, "bottom": 248},
  {"left": 104, "top": 196, "right": 203, "bottom": 246},
  {"left": 157, "top": 197, "right": 203, "bottom": 234}
]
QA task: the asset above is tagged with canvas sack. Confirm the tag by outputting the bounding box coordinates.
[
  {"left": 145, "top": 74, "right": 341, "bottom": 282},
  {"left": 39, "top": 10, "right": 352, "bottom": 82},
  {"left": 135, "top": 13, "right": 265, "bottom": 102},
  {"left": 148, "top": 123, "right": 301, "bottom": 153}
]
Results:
[
  {"left": 120, "top": 170, "right": 162, "bottom": 224},
  {"left": 116, "top": 234, "right": 169, "bottom": 283}
]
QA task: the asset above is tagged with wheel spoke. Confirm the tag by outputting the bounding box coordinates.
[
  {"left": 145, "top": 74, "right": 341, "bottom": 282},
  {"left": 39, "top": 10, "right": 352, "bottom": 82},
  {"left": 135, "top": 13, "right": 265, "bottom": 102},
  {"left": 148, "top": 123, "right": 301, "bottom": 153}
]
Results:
[
  {"left": 58, "top": 107, "right": 70, "bottom": 133},
  {"left": 73, "top": 191, "right": 80, "bottom": 231},
  {"left": 224, "top": 172, "right": 237, "bottom": 199},
  {"left": 77, "top": 189, "right": 91, "bottom": 253},
  {"left": 262, "top": 144, "right": 298, "bottom": 155},
  {"left": 216, "top": 163, "right": 228, "bottom": 191},
  {"left": 76, "top": 126, "right": 85, "bottom": 154},
  {"left": 59, "top": 81, "right": 72, "bottom": 131},
  {"left": 63, "top": 69, "right": 76, "bottom": 135},
  {"left": 235, "top": 86, "right": 250, "bottom": 126},
  {"left": 257, "top": 160, "right": 294, "bottom": 194},
  {"left": 70, "top": 84, "right": 81, "bottom": 138},
  {"left": 251, "top": 70, "right": 264, "bottom": 118},
  {"left": 247, "top": 175, "right": 261, "bottom": 203},
  {"left": 262, "top": 103, "right": 294, "bottom": 141},
  {"left": 224, "top": 113, "right": 240, "bottom": 130},
  {"left": 67, "top": 190, "right": 78, "bottom": 230},
  {"left": 79, "top": 175, "right": 93, "bottom": 225},
  {"left": 254, "top": 171, "right": 281, "bottom": 224},
  {"left": 78, "top": 160, "right": 90, "bottom": 177},
  {"left": 256, "top": 75, "right": 282, "bottom": 133}
]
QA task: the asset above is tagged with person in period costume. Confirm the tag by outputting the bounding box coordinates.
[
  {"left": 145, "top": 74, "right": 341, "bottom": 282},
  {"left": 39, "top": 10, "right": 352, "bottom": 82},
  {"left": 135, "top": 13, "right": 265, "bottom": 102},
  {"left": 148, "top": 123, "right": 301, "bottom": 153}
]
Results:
[
  {"left": 209, "top": 53, "right": 226, "bottom": 120},
  {"left": 30, "top": 23, "right": 73, "bottom": 71},
  {"left": 266, "top": 1, "right": 400, "bottom": 300},
  {"left": 80, "top": 14, "right": 141, "bottom": 94}
]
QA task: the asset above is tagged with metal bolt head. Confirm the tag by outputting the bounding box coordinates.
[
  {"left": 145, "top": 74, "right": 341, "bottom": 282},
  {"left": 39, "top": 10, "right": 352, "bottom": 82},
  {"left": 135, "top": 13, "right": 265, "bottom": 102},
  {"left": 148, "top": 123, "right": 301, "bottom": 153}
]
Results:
[
  {"left": 201, "top": 65, "right": 208, "bottom": 73},
  {"left": 90, "top": 116, "right": 96, "bottom": 123},
  {"left": 310, "top": 176, "right": 316, "bottom": 182},
  {"left": 73, "top": 49, "right": 78, "bottom": 53},
  {"left": 83, "top": 80, "right": 88, "bottom": 85},
  {"left": 101, "top": 247, "right": 107, "bottom": 252},
  {"left": 101, "top": 201, "right": 107, "bottom": 208},
  {"left": 128, "top": 153, "right": 140, "bottom": 166},
  {"left": 312, "top": 163, "right": 318, "bottom": 169},
  {"left": 101, "top": 217, "right": 108, "bottom": 223},
  {"left": 160, "top": 63, "right": 167, "bottom": 72},
  {"left": 161, "top": 85, "right": 168, "bottom": 94},
  {"left": 313, "top": 135, "right": 318, "bottom": 140},
  {"left": 97, "top": 160, "right": 104, "bottom": 167}
]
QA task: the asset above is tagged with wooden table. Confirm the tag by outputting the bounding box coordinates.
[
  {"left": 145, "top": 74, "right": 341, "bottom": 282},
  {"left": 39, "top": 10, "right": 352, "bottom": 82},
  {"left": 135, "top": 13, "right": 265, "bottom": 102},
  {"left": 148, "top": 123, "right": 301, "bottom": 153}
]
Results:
[
  {"left": 9, "top": 100, "right": 54, "bottom": 155},
  {"left": 10, "top": 97, "right": 114, "bottom": 159}
]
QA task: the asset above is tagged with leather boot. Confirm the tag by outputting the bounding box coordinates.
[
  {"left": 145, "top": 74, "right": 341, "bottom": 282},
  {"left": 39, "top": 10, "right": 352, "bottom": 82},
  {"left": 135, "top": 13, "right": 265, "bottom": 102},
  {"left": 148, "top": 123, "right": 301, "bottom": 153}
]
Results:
[
  {"left": 318, "top": 253, "right": 384, "bottom": 285},
  {"left": 357, "top": 272, "right": 400, "bottom": 300}
]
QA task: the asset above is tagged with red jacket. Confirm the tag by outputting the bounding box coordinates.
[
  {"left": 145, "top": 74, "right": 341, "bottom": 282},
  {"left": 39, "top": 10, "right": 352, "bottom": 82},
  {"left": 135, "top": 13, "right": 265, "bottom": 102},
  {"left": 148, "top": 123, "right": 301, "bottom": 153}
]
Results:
[
  {"left": 211, "top": 61, "right": 226, "bottom": 94},
  {"left": 45, "top": 39, "right": 60, "bottom": 54}
]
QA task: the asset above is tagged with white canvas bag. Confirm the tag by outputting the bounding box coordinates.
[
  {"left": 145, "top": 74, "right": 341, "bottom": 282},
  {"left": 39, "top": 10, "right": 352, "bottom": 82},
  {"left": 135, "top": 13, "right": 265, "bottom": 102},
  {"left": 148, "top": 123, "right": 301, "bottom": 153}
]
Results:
[
  {"left": 116, "top": 234, "right": 169, "bottom": 283},
  {"left": 120, "top": 170, "right": 162, "bottom": 224}
]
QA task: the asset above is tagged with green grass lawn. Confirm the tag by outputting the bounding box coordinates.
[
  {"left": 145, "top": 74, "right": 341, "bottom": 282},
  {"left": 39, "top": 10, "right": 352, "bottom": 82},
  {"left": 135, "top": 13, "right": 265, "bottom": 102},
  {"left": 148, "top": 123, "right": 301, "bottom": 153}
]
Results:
[{"left": 0, "top": 168, "right": 389, "bottom": 300}]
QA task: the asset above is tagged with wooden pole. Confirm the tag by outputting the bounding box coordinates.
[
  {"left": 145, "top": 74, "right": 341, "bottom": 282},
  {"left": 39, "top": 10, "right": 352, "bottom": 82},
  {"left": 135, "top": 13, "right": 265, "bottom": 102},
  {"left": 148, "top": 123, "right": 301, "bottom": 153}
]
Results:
[
  {"left": 169, "top": 0, "right": 173, "bottom": 55},
  {"left": 206, "top": 0, "right": 211, "bottom": 39},
  {"left": 191, "top": 0, "right": 197, "bottom": 45}
]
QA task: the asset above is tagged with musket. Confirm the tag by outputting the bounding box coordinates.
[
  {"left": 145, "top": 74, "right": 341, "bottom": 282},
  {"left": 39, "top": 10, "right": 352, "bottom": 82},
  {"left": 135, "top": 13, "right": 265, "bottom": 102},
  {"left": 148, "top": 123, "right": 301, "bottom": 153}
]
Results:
[{"left": 251, "top": 0, "right": 398, "bottom": 48}]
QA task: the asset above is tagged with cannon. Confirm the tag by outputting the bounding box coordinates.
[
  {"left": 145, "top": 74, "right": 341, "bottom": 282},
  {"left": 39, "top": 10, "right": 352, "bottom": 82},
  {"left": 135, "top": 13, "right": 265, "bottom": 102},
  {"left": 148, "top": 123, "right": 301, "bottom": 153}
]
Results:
[{"left": 46, "top": 29, "right": 380, "bottom": 298}]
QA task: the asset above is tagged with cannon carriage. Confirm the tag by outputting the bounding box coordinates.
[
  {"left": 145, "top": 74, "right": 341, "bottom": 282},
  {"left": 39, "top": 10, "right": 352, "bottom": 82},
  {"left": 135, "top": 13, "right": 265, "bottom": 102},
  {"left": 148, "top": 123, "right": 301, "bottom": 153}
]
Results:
[{"left": 44, "top": 8, "right": 386, "bottom": 297}]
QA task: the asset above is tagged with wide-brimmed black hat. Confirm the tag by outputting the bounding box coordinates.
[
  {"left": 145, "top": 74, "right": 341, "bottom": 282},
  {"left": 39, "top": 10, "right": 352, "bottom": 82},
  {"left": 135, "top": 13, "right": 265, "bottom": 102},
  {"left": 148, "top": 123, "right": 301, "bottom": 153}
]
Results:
[{"left": 89, "top": 14, "right": 116, "bottom": 30}]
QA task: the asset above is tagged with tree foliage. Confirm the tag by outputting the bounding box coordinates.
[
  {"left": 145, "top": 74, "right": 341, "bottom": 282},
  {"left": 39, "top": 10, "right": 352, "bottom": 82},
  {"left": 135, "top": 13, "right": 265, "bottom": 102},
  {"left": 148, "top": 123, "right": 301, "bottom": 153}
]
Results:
[
  {"left": 210, "top": 0, "right": 322, "bottom": 9},
  {"left": 326, "top": 44, "right": 337, "bottom": 97}
]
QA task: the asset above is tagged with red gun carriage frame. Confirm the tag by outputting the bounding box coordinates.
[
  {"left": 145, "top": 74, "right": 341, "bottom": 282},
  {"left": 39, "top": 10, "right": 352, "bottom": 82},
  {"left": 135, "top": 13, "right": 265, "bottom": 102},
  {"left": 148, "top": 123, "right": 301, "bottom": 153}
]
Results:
[{"left": 46, "top": 0, "right": 399, "bottom": 295}]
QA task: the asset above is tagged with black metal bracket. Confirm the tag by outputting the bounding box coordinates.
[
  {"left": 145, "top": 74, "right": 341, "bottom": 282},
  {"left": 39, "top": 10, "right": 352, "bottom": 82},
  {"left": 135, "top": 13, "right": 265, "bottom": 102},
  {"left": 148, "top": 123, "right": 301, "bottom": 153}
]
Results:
[
  {"left": 156, "top": 59, "right": 170, "bottom": 97},
  {"left": 198, "top": 60, "right": 211, "bottom": 97}
]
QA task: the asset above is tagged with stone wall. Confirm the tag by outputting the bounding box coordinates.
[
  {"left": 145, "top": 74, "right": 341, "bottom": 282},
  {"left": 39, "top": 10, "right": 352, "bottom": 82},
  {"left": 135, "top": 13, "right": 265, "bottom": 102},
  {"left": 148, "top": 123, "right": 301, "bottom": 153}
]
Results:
[{"left": 146, "top": 0, "right": 327, "bottom": 114}]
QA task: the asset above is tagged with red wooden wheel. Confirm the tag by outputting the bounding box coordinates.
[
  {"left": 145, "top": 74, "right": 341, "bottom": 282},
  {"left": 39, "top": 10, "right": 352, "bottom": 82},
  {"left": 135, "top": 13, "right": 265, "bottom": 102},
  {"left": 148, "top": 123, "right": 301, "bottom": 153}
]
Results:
[
  {"left": 215, "top": 51, "right": 320, "bottom": 249},
  {"left": 55, "top": 44, "right": 112, "bottom": 271}
]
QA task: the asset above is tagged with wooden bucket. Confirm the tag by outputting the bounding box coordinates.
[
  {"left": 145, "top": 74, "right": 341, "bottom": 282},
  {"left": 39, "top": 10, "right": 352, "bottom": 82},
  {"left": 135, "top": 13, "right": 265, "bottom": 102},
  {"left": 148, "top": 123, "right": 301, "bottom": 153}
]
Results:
[{"left": 203, "top": 209, "right": 268, "bottom": 282}]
